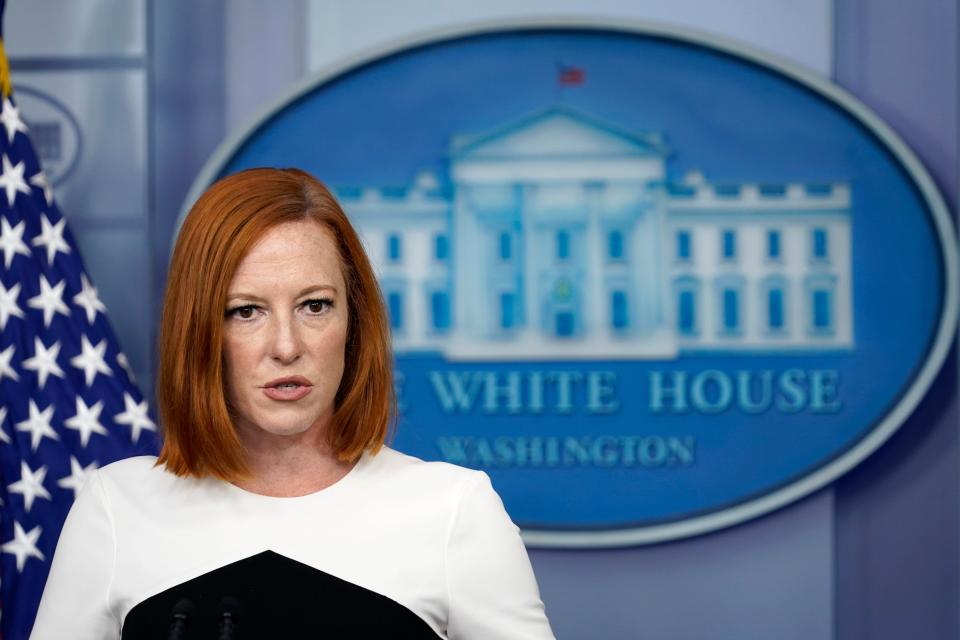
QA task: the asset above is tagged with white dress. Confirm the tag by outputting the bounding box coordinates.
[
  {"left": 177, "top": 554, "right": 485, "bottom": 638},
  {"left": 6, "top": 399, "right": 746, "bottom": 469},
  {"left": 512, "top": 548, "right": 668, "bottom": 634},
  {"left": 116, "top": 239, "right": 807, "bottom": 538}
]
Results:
[{"left": 30, "top": 447, "right": 554, "bottom": 639}]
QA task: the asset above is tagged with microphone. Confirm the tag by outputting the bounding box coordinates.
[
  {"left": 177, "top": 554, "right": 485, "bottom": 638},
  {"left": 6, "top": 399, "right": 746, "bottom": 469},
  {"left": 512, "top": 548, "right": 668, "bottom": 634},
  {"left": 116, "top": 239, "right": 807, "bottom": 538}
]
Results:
[
  {"left": 166, "top": 599, "right": 196, "bottom": 640},
  {"left": 217, "top": 596, "right": 242, "bottom": 640}
]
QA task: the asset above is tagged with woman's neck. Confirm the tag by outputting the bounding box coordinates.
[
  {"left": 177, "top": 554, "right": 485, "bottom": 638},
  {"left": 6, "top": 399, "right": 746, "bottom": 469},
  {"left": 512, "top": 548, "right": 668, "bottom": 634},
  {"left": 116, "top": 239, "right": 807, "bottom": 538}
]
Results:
[{"left": 232, "top": 423, "right": 355, "bottom": 497}]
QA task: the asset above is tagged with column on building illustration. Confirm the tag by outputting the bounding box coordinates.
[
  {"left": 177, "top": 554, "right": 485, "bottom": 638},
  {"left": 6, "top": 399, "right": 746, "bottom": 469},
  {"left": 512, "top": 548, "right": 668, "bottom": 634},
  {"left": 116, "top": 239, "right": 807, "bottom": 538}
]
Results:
[
  {"left": 596, "top": 184, "right": 644, "bottom": 338},
  {"left": 427, "top": 230, "right": 453, "bottom": 334},
  {"left": 672, "top": 224, "right": 700, "bottom": 336},
  {"left": 620, "top": 181, "right": 669, "bottom": 339},
  {"left": 528, "top": 182, "right": 586, "bottom": 339},
  {"left": 603, "top": 212, "right": 633, "bottom": 335},
  {"left": 489, "top": 206, "right": 524, "bottom": 336},
  {"left": 454, "top": 182, "right": 525, "bottom": 339}
]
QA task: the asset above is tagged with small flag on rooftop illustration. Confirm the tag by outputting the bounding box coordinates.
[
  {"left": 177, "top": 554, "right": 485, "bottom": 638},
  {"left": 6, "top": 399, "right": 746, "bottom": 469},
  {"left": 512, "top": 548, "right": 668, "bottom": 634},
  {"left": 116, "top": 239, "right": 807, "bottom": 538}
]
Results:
[
  {"left": 0, "top": 2, "right": 159, "bottom": 637},
  {"left": 557, "top": 64, "right": 586, "bottom": 86}
]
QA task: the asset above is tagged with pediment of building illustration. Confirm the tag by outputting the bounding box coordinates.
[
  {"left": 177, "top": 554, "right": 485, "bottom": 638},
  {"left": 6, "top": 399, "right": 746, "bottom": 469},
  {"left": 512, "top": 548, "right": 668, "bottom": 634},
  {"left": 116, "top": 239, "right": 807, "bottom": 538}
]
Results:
[{"left": 451, "top": 107, "right": 667, "bottom": 161}]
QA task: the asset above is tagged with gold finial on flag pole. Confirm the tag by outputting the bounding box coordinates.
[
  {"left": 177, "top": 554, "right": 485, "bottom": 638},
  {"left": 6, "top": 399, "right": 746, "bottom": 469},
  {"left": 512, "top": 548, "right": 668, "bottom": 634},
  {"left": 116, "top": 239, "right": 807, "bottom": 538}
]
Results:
[{"left": 0, "top": 38, "right": 11, "bottom": 98}]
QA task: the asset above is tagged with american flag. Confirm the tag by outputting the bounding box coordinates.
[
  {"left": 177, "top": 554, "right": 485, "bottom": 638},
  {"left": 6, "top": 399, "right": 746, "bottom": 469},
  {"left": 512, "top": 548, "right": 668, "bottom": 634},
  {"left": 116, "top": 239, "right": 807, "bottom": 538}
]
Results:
[{"left": 0, "top": 34, "right": 159, "bottom": 640}]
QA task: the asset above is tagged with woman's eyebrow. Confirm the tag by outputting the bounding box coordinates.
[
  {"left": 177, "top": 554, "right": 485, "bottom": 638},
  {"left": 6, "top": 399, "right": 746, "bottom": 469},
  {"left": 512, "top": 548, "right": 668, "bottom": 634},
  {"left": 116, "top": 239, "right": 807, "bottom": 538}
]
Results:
[
  {"left": 296, "top": 284, "right": 338, "bottom": 297},
  {"left": 226, "top": 284, "right": 338, "bottom": 302},
  {"left": 225, "top": 292, "right": 267, "bottom": 303}
]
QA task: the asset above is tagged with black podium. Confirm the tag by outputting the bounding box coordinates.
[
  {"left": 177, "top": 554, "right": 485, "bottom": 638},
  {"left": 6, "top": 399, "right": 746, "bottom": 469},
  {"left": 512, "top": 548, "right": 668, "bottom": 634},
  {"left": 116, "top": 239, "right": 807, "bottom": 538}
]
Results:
[{"left": 120, "top": 550, "right": 439, "bottom": 638}]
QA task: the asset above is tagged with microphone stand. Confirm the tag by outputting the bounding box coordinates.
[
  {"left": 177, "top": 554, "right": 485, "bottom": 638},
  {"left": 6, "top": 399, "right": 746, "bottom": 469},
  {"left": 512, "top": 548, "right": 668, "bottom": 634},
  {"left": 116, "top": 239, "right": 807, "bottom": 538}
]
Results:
[
  {"left": 217, "top": 596, "right": 242, "bottom": 640},
  {"left": 166, "top": 599, "right": 196, "bottom": 640}
]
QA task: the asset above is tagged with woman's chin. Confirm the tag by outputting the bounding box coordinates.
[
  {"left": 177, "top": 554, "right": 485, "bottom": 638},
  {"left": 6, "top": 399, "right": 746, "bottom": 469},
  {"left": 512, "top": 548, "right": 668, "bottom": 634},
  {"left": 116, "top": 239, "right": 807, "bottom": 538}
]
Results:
[{"left": 237, "top": 417, "right": 323, "bottom": 443}]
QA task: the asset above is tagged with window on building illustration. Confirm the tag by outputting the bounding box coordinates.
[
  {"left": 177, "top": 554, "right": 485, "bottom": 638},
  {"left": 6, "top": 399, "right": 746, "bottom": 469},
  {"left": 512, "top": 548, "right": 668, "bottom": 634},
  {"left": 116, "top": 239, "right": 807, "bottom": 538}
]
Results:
[
  {"left": 722, "top": 229, "right": 736, "bottom": 261},
  {"left": 608, "top": 230, "right": 624, "bottom": 261},
  {"left": 812, "top": 288, "right": 832, "bottom": 332},
  {"left": 431, "top": 290, "right": 450, "bottom": 331},
  {"left": 611, "top": 290, "right": 628, "bottom": 330},
  {"left": 500, "top": 292, "right": 516, "bottom": 329},
  {"left": 499, "top": 232, "right": 512, "bottom": 261},
  {"left": 722, "top": 288, "right": 739, "bottom": 332},
  {"left": 678, "top": 289, "right": 696, "bottom": 335},
  {"left": 387, "top": 291, "right": 403, "bottom": 331},
  {"left": 556, "top": 311, "right": 575, "bottom": 337},
  {"left": 768, "top": 288, "right": 784, "bottom": 330},
  {"left": 767, "top": 230, "right": 781, "bottom": 260},
  {"left": 387, "top": 234, "right": 402, "bottom": 263},
  {"left": 556, "top": 230, "right": 570, "bottom": 260},
  {"left": 676, "top": 230, "right": 692, "bottom": 261},
  {"left": 434, "top": 234, "right": 449, "bottom": 261},
  {"left": 812, "top": 228, "right": 828, "bottom": 260}
]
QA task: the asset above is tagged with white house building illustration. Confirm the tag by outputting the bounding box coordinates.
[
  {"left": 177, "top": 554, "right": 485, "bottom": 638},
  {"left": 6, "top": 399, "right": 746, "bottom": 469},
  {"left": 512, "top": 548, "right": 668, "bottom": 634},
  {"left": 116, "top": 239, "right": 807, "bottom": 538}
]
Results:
[{"left": 338, "top": 107, "right": 853, "bottom": 360}]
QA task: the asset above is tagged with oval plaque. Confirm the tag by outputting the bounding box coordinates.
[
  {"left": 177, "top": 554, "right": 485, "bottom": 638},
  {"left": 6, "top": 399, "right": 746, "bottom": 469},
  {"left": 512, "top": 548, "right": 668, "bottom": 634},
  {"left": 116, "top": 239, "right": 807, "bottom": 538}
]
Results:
[{"left": 185, "top": 21, "right": 958, "bottom": 547}]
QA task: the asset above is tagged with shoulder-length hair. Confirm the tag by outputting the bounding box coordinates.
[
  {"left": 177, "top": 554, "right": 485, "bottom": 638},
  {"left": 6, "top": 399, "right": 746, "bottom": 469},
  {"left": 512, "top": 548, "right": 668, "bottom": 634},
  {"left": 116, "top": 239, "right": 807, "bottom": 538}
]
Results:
[{"left": 156, "top": 168, "right": 394, "bottom": 481}]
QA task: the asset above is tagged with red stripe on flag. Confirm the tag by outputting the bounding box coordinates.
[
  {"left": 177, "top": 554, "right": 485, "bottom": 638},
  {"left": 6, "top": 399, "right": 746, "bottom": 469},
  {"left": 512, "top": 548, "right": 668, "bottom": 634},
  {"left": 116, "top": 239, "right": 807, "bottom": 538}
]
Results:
[{"left": 558, "top": 66, "right": 585, "bottom": 86}]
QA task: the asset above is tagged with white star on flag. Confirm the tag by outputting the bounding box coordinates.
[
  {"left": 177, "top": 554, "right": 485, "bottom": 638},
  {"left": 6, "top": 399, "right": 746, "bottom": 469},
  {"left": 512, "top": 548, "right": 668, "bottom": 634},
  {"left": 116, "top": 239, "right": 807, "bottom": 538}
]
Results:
[
  {"left": 32, "top": 214, "right": 71, "bottom": 265},
  {"left": 22, "top": 337, "right": 65, "bottom": 389},
  {"left": 0, "top": 215, "right": 31, "bottom": 269},
  {"left": 0, "top": 406, "right": 11, "bottom": 444},
  {"left": 15, "top": 399, "right": 59, "bottom": 452},
  {"left": 57, "top": 457, "right": 98, "bottom": 498},
  {"left": 114, "top": 392, "right": 156, "bottom": 443},
  {"left": 2, "top": 521, "right": 44, "bottom": 573},
  {"left": 0, "top": 343, "right": 19, "bottom": 382},
  {"left": 64, "top": 396, "right": 109, "bottom": 447},
  {"left": 29, "top": 169, "right": 53, "bottom": 206},
  {"left": 27, "top": 274, "right": 70, "bottom": 327},
  {"left": 116, "top": 352, "right": 136, "bottom": 383},
  {"left": 0, "top": 154, "right": 30, "bottom": 207},
  {"left": 70, "top": 335, "right": 112, "bottom": 386},
  {"left": 0, "top": 280, "right": 24, "bottom": 329},
  {"left": 7, "top": 461, "right": 51, "bottom": 512},
  {"left": 73, "top": 273, "right": 106, "bottom": 324},
  {"left": 0, "top": 98, "right": 28, "bottom": 144}
]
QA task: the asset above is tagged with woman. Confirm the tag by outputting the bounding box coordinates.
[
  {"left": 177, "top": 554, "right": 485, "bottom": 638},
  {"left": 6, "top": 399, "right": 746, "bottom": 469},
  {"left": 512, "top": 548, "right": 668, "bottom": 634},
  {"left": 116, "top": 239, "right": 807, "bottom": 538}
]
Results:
[{"left": 32, "top": 168, "right": 554, "bottom": 638}]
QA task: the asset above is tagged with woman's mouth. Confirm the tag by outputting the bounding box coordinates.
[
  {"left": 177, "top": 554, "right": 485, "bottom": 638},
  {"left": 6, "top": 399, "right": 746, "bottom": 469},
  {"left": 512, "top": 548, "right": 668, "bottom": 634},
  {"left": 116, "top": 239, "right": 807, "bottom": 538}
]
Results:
[{"left": 262, "top": 377, "right": 313, "bottom": 401}]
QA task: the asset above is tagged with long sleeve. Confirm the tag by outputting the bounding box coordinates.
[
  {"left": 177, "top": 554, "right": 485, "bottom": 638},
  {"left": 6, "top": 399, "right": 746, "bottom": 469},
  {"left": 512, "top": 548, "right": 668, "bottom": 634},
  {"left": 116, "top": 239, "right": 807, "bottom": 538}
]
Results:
[
  {"left": 445, "top": 472, "right": 554, "bottom": 639},
  {"left": 30, "top": 469, "right": 119, "bottom": 639}
]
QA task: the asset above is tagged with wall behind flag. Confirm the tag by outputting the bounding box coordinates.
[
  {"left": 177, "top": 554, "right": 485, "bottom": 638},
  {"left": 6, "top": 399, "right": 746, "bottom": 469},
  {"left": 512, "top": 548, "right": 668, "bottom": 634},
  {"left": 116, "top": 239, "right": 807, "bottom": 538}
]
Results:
[
  {"left": 4, "top": 1, "right": 956, "bottom": 639},
  {"left": 5, "top": 0, "right": 151, "bottom": 392}
]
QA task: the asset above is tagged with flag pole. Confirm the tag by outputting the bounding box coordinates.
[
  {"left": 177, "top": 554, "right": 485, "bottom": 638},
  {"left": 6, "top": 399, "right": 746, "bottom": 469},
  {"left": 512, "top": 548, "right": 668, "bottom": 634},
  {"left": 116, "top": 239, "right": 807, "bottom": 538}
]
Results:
[
  {"left": 0, "top": 33, "right": 10, "bottom": 97},
  {"left": 0, "top": 0, "right": 7, "bottom": 98}
]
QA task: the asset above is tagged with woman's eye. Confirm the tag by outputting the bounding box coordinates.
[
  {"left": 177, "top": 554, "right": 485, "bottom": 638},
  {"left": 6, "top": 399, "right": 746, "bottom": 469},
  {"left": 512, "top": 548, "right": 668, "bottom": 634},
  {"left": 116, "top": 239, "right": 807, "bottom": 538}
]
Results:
[
  {"left": 227, "top": 305, "right": 258, "bottom": 320},
  {"left": 305, "top": 298, "right": 332, "bottom": 314}
]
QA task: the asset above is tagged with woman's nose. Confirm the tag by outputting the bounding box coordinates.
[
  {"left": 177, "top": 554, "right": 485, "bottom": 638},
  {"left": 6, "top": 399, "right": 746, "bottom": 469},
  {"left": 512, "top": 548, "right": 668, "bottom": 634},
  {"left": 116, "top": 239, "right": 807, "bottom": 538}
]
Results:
[{"left": 269, "top": 316, "right": 302, "bottom": 364}]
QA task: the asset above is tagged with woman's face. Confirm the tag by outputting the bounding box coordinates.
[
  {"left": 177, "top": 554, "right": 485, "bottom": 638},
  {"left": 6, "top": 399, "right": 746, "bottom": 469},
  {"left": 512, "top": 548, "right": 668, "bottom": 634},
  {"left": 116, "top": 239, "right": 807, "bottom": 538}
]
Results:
[{"left": 222, "top": 219, "right": 348, "bottom": 443}]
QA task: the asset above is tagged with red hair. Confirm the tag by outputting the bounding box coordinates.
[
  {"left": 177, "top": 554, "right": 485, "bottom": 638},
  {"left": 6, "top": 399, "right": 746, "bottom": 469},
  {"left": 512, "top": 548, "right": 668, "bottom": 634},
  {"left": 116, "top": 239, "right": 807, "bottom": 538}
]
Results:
[{"left": 156, "top": 168, "right": 394, "bottom": 480}]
